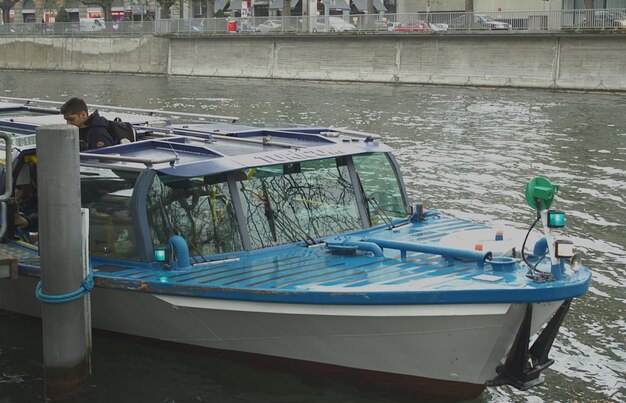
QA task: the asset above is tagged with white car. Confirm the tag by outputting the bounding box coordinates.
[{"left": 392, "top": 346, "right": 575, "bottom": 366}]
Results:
[
  {"left": 79, "top": 18, "right": 106, "bottom": 32},
  {"left": 429, "top": 23, "right": 449, "bottom": 31},
  {"left": 449, "top": 14, "right": 511, "bottom": 30},
  {"left": 313, "top": 17, "right": 356, "bottom": 32},
  {"left": 258, "top": 20, "right": 282, "bottom": 33}
]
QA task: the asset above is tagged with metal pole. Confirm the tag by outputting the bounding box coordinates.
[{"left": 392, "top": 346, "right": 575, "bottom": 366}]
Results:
[
  {"left": 324, "top": 0, "right": 329, "bottom": 31},
  {"left": 37, "top": 124, "right": 91, "bottom": 400}
]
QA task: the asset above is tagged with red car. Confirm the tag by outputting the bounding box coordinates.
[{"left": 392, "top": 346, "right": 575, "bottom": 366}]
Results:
[{"left": 392, "top": 20, "right": 431, "bottom": 32}]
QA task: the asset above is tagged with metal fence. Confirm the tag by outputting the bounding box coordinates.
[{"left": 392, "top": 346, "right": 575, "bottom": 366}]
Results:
[{"left": 1, "top": 9, "right": 625, "bottom": 37}]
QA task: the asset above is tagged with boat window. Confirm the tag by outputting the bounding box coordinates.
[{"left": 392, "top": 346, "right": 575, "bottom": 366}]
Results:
[
  {"left": 352, "top": 153, "right": 407, "bottom": 225},
  {"left": 10, "top": 153, "right": 39, "bottom": 243},
  {"left": 146, "top": 174, "right": 242, "bottom": 257},
  {"left": 80, "top": 167, "right": 140, "bottom": 260},
  {"left": 237, "top": 158, "right": 361, "bottom": 249}
]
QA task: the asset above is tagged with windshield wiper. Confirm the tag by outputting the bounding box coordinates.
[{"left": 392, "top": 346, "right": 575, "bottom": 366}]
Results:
[
  {"left": 366, "top": 196, "right": 395, "bottom": 230},
  {"left": 260, "top": 180, "right": 278, "bottom": 242}
]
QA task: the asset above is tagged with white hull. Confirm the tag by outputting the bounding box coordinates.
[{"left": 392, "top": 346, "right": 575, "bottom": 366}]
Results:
[{"left": 0, "top": 277, "right": 563, "bottom": 391}]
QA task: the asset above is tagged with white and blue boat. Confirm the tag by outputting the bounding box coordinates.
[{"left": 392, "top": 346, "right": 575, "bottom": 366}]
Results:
[{"left": 0, "top": 98, "right": 591, "bottom": 400}]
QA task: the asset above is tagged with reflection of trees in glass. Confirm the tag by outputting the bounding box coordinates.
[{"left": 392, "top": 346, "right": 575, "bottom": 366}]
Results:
[
  {"left": 352, "top": 153, "right": 406, "bottom": 226},
  {"left": 147, "top": 175, "right": 242, "bottom": 257},
  {"left": 80, "top": 168, "right": 139, "bottom": 260},
  {"left": 238, "top": 159, "right": 361, "bottom": 249}
]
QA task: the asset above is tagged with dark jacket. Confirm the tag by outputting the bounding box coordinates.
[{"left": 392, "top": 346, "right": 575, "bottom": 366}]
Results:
[{"left": 79, "top": 110, "right": 114, "bottom": 150}]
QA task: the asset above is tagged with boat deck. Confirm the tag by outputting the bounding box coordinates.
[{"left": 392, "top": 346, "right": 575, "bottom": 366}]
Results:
[{"left": 13, "top": 215, "right": 590, "bottom": 305}]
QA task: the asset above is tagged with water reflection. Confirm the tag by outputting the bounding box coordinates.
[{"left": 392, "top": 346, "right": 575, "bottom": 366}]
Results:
[{"left": 0, "top": 71, "right": 624, "bottom": 402}]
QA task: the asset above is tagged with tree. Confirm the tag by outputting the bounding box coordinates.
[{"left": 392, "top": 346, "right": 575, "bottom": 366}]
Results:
[
  {"left": 156, "top": 0, "right": 176, "bottom": 18},
  {"left": 55, "top": 6, "right": 70, "bottom": 21},
  {"left": 283, "top": 0, "right": 291, "bottom": 17},
  {"left": 207, "top": 0, "right": 215, "bottom": 18},
  {"left": 0, "top": 0, "right": 18, "bottom": 24},
  {"left": 39, "top": 0, "right": 59, "bottom": 18},
  {"left": 364, "top": 0, "right": 374, "bottom": 27},
  {"left": 464, "top": 0, "right": 473, "bottom": 29}
]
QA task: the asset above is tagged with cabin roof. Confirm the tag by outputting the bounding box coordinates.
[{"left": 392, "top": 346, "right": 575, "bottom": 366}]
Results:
[
  {"left": 80, "top": 124, "right": 390, "bottom": 177},
  {"left": 1, "top": 101, "right": 390, "bottom": 178}
]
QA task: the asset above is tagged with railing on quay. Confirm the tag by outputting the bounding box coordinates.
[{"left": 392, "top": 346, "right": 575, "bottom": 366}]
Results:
[{"left": 1, "top": 8, "right": 625, "bottom": 37}]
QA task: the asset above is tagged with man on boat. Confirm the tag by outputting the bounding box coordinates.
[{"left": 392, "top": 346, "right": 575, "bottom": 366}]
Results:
[{"left": 60, "top": 97, "right": 114, "bottom": 150}]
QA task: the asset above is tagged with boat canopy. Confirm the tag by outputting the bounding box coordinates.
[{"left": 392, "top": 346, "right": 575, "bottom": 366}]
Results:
[{"left": 78, "top": 129, "right": 409, "bottom": 263}]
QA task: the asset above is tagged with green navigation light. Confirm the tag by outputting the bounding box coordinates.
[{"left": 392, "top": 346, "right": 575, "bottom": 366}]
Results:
[
  {"left": 547, "top": 210, "right": 566, "bottom": 228},
  {"left": 154, "top": 248, "right": 166, "bottom": 262},
  {"left": 525, "top": 177, "right": 559, "bottom": 211}
]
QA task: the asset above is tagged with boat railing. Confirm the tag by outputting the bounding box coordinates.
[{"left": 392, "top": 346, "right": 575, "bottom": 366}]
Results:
[
  {"left": 328, "top": 127, "right": 382, "bottom": 140},
  {"left": 327, "top": 235, "right": 492, "bottom": 268},
  {"left": 167, "top": 126, "right": 309, "bottom": 148},
  {"left": 8, "top": 134, "right": 37, "bottom": 147},
  {"left": 0, "top": 96, "right": 240, "bottom": 123},
  {"left": 79, "top": 151, "right": 179, "bottom": 167}
]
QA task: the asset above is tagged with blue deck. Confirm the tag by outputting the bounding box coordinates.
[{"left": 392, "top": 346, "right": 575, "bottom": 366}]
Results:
[{"left": 15, "top": 215, "right": 591, "bottom": 305}]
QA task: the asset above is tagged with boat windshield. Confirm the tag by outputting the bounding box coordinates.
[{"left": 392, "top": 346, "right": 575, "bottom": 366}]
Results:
[
  {"left": 352, "top": 153, "right": 407, "bottom": 225},
  {"left": 237, "top": 157, "right": 361, "bottom": 249},
  {"left": 81, "top": 167, "right": 140, "bottom": 260},
  {"left": 146, "top": 174, "right": 242, "bottom": 257}
]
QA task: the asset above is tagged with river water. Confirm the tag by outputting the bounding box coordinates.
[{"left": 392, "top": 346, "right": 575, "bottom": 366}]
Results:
[{"left": 0, "top": 71, "right": 624, "bottom": 403}]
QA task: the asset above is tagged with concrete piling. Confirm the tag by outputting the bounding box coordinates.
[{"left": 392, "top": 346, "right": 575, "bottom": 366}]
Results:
[{"left": 36, "top": 124, "right": 91, "bottom": 400}]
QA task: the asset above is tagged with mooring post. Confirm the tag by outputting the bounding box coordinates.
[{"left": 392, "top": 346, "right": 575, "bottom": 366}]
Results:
[{"left": 36, "top": 124, "right": 91, "bottom": 400}]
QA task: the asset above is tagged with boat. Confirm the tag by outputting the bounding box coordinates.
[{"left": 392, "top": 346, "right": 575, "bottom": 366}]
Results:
[{"left": 0, "top": 97, "right": 592, "bottom": 400}]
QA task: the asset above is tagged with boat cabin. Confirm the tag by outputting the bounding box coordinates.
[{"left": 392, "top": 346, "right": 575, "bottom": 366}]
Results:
[
  {"left": 1, "top": 100, "right": 411, "bottom": 269},
  {"left": 80, "top": 127, "right": 410, "bottom": 266}
]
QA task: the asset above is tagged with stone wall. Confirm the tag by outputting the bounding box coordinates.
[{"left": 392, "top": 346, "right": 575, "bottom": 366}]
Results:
[
  {"left": 1, "top": 33, "right": 625, "bottom": 91},
  {"left": 0, "top": 36, "right": 168, "bottom": 74}
]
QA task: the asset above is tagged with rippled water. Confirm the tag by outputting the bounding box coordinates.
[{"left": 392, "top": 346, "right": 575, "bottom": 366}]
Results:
[{"left": 1, "top": 71, "right": 624, "bottom": 402}]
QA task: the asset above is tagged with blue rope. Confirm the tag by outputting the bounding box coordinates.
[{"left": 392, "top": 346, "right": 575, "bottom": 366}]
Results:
[{"left": 35, "top": 271, "right": 94, "bottom": 304}]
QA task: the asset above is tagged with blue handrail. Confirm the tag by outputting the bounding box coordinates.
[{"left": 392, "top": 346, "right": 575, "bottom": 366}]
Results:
[{"left": 365, "top": 237, "right": 492, "bottom": 267}]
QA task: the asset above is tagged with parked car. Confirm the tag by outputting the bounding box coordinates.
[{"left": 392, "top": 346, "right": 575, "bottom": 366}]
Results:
[
  {"left": 258, "top": 19, "right": 284, "bottom": 33},
  {"left": 180, "top": 19, "right": 204, "bottom": 32},
  {"left": 449, "top": 14, "right": 511, "bottom": 30},
  {"left": 594, "top": 10, "right": 626, "bottom": 28},
  {"left": 238, "top": 20, "right": 258, "bottom": 32},
  {"left": 392, "top": 20, "right": 431, "bottom": 32},
  {"left": 373, "top": 20, "right": 391, "bottom": 31},
  {"left": 429, "top": 22, "right": 449, "bottom": 31},
  {"left": 79, "top": 18, "right": 106, "bottom": 32},
  {"left": 312, "top": 17, "right": 356, "bottom": 32}
]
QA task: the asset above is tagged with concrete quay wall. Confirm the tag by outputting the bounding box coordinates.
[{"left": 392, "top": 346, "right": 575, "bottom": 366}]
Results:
[
  {"left": 0, "top": 36, "right": 168, "bottom": 74},
  {"left": 1, "top": 34, "right": 625, "bottom": 91}
]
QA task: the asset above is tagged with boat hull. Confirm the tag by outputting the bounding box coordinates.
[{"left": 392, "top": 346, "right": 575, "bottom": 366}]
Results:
[{"left": 0, "top": 277, "right": 563, "bottom": 399}]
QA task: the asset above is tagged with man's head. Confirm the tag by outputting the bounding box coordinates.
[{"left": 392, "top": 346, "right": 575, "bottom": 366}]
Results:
[{"left": 60, "top": 97, "right": 89, "bottom": 128}]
